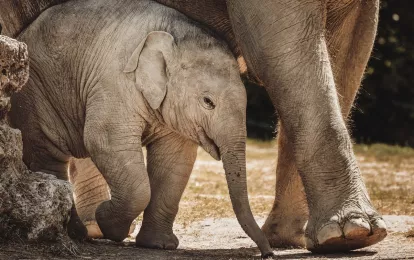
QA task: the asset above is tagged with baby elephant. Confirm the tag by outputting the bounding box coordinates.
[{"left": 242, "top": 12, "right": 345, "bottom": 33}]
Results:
[{"left": 10, "top": 0, "right": 272, "bottom": 256}]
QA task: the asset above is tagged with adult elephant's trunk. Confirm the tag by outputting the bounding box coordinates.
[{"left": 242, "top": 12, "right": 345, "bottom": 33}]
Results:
[{"left": 220, "top": 138, "right": 273, "bottom": 257}]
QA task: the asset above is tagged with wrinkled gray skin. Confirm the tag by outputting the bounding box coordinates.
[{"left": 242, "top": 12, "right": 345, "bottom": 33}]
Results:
[
  {"left": 69, "top": 158, "right": 112, "bottom": 238},
  {"left": 152, "top": 0, "right": 387, "bottom": 253},
  {"left": 9, "top": 0, "right": 272, "bottom": 255},
  {"left": 68, "top": 158, "right": 112, "bottom": 238},
  {"left": 1, "top": 0, "right": 386, "bottom": 254}
]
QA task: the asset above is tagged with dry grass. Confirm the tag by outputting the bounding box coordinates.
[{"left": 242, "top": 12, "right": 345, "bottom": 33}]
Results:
[
  {"left": 356, "top": 144, "right": 414, "bottom": 216},
  {"left": 406, "top": 228, "right": 414, "bottom": 238},
  {"left": 175, "top": 140, "right": 414, "bottom": 225}
]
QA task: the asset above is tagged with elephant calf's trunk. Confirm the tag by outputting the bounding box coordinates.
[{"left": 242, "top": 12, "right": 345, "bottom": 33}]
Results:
[{"left": 222, "top": 149, "right": 273, "bottom": 257}]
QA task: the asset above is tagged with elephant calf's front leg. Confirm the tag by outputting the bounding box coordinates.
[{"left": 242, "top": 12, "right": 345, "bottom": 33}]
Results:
[
  {"left": 84, "top": 112, "right": 150, "bottom": 242},
  {"left": 136, "top": 133, "right": 197, "bottom": 249},
  {"left": 69, "top": 158, "right": 136, "bottom": 239}
]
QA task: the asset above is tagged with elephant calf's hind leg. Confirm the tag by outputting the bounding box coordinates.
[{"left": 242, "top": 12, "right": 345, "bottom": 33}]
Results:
[{"left": 69, "top": 158, "right": 137, "bottom": 239}]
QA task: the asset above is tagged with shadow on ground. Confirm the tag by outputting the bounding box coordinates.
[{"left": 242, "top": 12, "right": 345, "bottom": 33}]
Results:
[
  {"left": 0, "top": 240, "right": 381, "bottom": 260},
  {"left": 1, "top": 216, "right": 414, "bottom": 259}
]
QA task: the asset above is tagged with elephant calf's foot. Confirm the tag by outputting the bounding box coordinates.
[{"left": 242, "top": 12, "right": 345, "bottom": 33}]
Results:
[
  {"left": 305, "top": 199, "right": 387, "bottom": 252},
  {"left": 136, "top": 229, "right": 179, "bottom": 250},
  {"left": 262, "top": 212, "right": 307, "bottom": 248},
  {"left": 95, "top": 201, "right": 135, "bottom": 242}
]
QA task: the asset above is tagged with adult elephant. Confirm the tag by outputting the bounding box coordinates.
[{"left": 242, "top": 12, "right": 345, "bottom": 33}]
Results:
[
  {"left": 152, "top": 0, "right": 386, "bottom": 252},
  {"left": 0, "top": 0, "right": 386, "bottom": 253}
]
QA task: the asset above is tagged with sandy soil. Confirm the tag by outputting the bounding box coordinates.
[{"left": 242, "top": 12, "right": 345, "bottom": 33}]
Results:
[
  {"left": 1, "top": 142, "right": 413, "bottom": 259},
  {"left": 1, "top": 216, "right": 413, "bottom": 259}
]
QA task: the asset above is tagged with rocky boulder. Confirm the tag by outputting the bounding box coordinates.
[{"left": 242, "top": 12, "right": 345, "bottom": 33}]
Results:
[{"left": 0, "top": 35, "right": 73, "bottom": 242}]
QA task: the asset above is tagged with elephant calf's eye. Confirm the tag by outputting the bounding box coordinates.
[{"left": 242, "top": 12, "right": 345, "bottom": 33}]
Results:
[{"left": 203, "top": 97, "right": 215, "bottom": 110}]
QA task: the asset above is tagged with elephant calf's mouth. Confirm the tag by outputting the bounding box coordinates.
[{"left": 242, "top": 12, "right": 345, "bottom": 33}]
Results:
[{"left": 196, "top": 127, "right": 220, "bottom": 161}]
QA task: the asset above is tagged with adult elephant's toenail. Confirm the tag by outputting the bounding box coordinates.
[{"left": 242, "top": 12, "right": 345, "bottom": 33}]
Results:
[
  {"left": 317, "top": 222, "right": 342, "bottom": 245},
  {"left": 344, "top": 218, "right": 370, "bottom": 239},
  {"left": 372, "top": 218, "right": 387, "bottom": 231},
  {"left": 371, "top": 218, "right": 387, "bottom": 239}
]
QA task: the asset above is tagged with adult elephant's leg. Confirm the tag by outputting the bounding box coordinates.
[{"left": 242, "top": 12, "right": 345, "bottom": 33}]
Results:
[
  {"left": 262, "top": 124, "right": 308, "bottom": 248},
  {"left": 227, "top": 0, "right": 386, "bottom": 252},
  {"left": 326, "top": 0, "right": 379, "bottom": 117},
  {"left": 136, "top": 132, "right": 197, "bottom": 249},
  {"left": 69, "top": 158, "right": 110, "bottom": 238},
  {"left": 262, "top": 0, "right": 381, "bottom": 249}
]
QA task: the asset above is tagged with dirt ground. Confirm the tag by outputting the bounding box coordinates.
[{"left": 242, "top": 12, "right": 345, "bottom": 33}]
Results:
[{"left": 1, "top": 141, "right": 413, "bottom": 259}]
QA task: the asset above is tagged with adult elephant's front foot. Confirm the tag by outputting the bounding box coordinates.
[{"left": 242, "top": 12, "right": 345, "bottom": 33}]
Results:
[
  {"left": 136, "top": 229, "right": 179, "bottom": 250},
  {"left": 305, "top": 193, "right": 387, "bottom": 252}
]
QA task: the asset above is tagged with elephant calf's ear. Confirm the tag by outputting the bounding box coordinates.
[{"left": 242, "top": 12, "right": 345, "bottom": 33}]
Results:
[{"left": 124, "top": 31, "right": 175, "bottom": 110}]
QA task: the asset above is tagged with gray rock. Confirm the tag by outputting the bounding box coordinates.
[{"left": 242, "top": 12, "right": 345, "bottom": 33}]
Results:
[{"left": 0, "top": 35, "right": 73, "bottom": 242}]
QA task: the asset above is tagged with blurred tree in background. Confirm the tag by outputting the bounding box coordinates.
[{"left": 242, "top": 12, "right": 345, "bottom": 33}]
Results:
[
  {"left": 353, "top": 0, "right": 414, "bottom": 147},
  {"left": 245, "top": 81, "right": 276, "bottom": 140},
  {"left": 246, "top": 0, "right": 414, "bottom": 147}
]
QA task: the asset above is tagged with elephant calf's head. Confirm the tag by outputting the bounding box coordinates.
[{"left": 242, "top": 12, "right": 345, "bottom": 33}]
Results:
[{"left": 124, "top": 31, "right": 247, "bottom": 160}]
